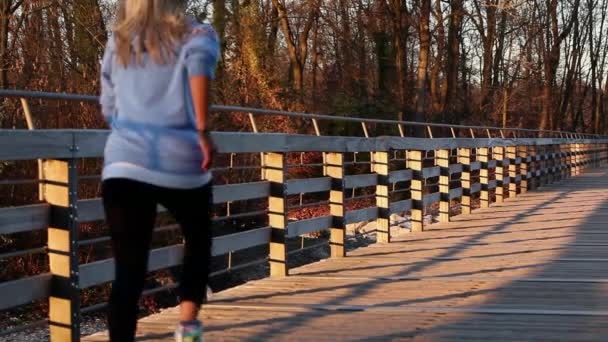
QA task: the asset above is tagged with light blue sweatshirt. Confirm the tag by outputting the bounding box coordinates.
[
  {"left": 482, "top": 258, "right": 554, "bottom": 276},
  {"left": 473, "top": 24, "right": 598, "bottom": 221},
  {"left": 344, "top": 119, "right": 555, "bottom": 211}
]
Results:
[{"left": 99, "top": 21, "right": 220, "bottom": 188}]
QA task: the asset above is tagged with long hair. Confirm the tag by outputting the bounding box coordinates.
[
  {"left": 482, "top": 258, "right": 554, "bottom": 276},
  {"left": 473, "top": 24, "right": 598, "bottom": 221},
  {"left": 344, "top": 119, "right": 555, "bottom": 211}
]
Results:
[{"left": 113, "top": 0, "right": 190, "bottom": 67}]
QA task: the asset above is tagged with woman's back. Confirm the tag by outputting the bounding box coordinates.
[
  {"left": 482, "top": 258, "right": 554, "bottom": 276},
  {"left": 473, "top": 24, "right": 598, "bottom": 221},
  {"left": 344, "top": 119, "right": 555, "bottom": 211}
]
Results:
[{"left": 100, "top": 22, "right": 220, "bottom": 181}]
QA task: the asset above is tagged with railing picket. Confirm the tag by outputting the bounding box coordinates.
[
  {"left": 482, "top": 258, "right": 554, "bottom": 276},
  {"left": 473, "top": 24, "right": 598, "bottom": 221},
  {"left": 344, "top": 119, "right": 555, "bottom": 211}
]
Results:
[
  {"left": 409, "top": 151, "right": 424, "bottom": 232},
  {"left": 519, "top": 145, "right": 529, "bottom": 194},
  {"left": 262, "top": 152, "right": 288, "bottom": 277},
  {"left": 44, "top": 158, "right": 80, "bottom": 342},
  {"left": 373, "top": 151, "right": 391, "bottom": 243},
  {"left": 436, "top": 149, "right": 451, "bottom": 223},
  {"left": 507, "top": 146, "right": 518, "bottom": 197},
  {"left": 493, "top": 146, "right": 506, "bottom": 203},
  {"left": 458, "top": 148, "right": 473, "bottom": 214},
  {"left": 326, "top": 153, "right": 346, "bottom": 257},
  {"left": 478, "top": 147, "right": 491, "bottom": 208}
]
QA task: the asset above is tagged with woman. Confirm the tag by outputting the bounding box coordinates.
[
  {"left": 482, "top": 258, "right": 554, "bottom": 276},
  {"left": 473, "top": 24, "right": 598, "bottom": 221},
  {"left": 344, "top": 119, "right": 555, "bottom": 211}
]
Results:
[{"left": 99, "top": 0, "right": 219, "bottom": 341}]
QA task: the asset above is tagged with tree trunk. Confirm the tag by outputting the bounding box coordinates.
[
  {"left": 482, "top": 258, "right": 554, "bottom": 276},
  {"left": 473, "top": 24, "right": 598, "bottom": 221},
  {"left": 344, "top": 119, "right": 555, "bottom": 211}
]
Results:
[
  {"left": 479, "top": 0, "right": 497, "bottom": 113},
  {"left": 272, "top": 0, "right": 318, "bottom": 99},
  {"left": 213, "top": 0, "right": 226, "bottom": 78},
  {"left": 414, "top": 0, "right": 431, "bottom": 127},
  {"left": 0, "top": 0, "right": 13, "bottom": 88},
  {"left": 430, "top": 0, "right": 445, "bottom": 114},
  {"left": 445, "top": 0, "right": 463, "bottom": 115}
]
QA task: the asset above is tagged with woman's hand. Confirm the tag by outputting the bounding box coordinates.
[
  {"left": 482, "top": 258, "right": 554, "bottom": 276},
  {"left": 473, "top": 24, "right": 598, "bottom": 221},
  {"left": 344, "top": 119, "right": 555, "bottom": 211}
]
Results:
[{"left": 199, "top": 132, "right": 215, "bottom": 172}]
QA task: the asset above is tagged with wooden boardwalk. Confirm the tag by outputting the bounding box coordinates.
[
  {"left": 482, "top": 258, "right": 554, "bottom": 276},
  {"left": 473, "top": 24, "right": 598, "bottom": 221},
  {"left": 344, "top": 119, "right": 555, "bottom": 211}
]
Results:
[{"left": 85, "top": 168, "right": 608, "bottom": 341}]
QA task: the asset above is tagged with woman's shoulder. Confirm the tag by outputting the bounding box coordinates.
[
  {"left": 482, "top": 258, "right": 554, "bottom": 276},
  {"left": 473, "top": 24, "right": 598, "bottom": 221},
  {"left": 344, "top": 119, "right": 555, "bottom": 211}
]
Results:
[
  {"left": 187, "top": 22, "right": 219, "bottom": 43},
  {"left": 182, "top": 22, "right": 220, "bottom": 57}
]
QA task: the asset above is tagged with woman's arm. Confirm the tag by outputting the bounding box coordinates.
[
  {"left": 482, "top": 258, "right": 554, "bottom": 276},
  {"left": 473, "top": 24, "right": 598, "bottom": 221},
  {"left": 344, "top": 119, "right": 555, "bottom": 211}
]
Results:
[
  {"left": 100, "top": 42, "right": 116, "bottom": 125},
  {"left": 189, "top": 75, "right": 214, "bottom": 171}
]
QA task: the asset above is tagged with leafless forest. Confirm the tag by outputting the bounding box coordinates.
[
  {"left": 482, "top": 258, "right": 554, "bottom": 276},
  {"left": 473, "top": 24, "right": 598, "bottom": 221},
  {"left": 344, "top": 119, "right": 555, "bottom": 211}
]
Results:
[{"left": 1, "top": 0, "right": 608, "bottom": 132}]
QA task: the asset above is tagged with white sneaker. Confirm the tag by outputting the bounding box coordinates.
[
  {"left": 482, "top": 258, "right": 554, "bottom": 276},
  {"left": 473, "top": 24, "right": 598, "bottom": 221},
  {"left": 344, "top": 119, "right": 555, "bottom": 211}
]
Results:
[{"left": 175, "top": 320, "right": 203, "bottom": 342}]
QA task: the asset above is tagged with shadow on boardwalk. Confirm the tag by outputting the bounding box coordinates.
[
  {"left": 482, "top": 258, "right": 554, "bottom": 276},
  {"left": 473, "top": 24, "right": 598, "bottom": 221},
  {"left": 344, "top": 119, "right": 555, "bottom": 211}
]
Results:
[{"left": 198, "top": 170, "right": 608, "bottom": 341}]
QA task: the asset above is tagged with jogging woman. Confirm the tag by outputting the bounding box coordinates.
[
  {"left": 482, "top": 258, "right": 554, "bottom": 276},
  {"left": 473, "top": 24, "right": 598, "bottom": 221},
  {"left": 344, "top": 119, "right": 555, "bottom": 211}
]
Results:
[{"left": 99, "top": 1, "right": 219, "bottom": 340}]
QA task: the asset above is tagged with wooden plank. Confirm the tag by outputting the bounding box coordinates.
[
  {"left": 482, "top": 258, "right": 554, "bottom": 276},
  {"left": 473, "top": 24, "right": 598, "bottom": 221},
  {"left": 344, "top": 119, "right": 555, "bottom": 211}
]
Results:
[
  {"left": 263, "top": 152, "right": 288, "bottom": 277},
  {"left": 0, "top": 204, "right": 49, "bottom": 234},
  {"left": 389, "top": 199, "right": 412, "bottom": 214},
  {"left": 459, "top": 148, "right": 473, "bottom": 214},
  {"left": 422, "top": 166, "right": 441, "bottom": 179},
  {"left": 80, "top": 228, "right": 272, "bottom": 288},
  {"left": 409, "top": 151, "right": 424, "bottom": 232},
  {"left": 77, "top": 198, "right": 104, "bottom": 222},
  {"left": 478, "top": 147, "right": 491, "bottom": 208},
  {"left": 388, "top": 169, "right": 413, "bottom": 183},
  {"left": 72, "top": 130, "right": 109, "bottom": 158},
  {"left": 44, "top": 159, "right": 80, "bottom": 342},
  {"left": 449, "top": 187, "right": 463, "bottom": 200},
  {"left": 374, "top": 151, "right": 391, "bottom": 243},
  {"left": 205, "top": 302, "right": 608, "bottom": 317},
  {"left": 0, "top": 130, "right": 74, "bottom": 160},
  {"left": 212, "top": 227, "right": 271, "bottom": 256},
  {"left": 471, "top": 183, "right": 482, "bottom": 194},
  {"left": 423, "top": 192, "right": 441, "bottom": 206},
  {"left": 326, "top": 152, "right": 346, "bottom": 258},
  {"left": 0, "top": 273, "right": 52, "bottom": 310},
  {"left": 449, "top": 164, "right": 463, "bottom": 174},
  {"left": 287, "top": 216, "right": 332, "bottom": 238},
  {"left": 436, "top": 150, "right": 451, "bottom": 223},
  {"left": 80, "top": 245, "right": 182, "bottom": 288},
  {"left": 2, "top": 130, "right": 606, "bottom": 158},
  {"left": 285, "top": 177, "right": 330, "bottom": 195},
  {"left": 77, "top": 198, "right": 167, "bottom": 222},
  {"left": 213, "top": 182, "right": 270, "bottom": 203},
  {"left": 344, "top": 173, "right": 377, "bottom": 189},
  {"left": 470, "top": 161, "right": 482, "bottom": 171},
  {"left": 345, "top": 207, "right": 378, "bottom": 224}
]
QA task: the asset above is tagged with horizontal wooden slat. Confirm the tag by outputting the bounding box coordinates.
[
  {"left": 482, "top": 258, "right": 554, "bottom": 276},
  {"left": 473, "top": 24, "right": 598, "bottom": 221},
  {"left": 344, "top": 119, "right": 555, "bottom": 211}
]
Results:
[
  {"left": 78, "top": 198, "right": 168, "bottom": 222},
  {"left": 471, "top": 183, "right": 482, "bottom": 194},
  {"left": 213, "top": 182, "right": 270, "bottom": 203},
  {"left": 286, "top": 177, "right": 331, "bottom": 195},
  {"left": 390, "top": 199, "right": 412, "bottom": 214},
  {"left": 80, "top": 244, "right": 187, "bottom": 288},
  {"left": 449, "top": 188, "right": 463, "bottom": 200},
  {"left": 72, "top": 130, "right": 109, "bottom": 157},
  {"left": 449, "top": 164, "right": 463, "bottom": 174},
  {"left": 345, "top": 207, "right": 378, "bottom": 224},
  {"left": 423, "top": 166, "right": 440, "bottom": 179},
  {"left": 388, "top": 170, "right": 413, "bottom": 183},
  {"left": 1, "top": 130, "right": 607, "bottom": 159},
  {"left": 212, "top": 227, "right": 271, "bottom": 255},
  {"left": 288, "top": 216, "right": 332, "bottom": 237},
  {"left": 0, "top": 204, "right": 48, "bottom": 234},
  {"left": 345, "top": 174, "right": 377, "bottom": 189},
  {"left": 80, "top": 228, "right": 273, "bottom": 288},
  {"left": 488, "top": 180, "right": 498, "bottom": 189},
  {"left": 470, "top": 161, "right": 482, "bottom": 171},
  {"left": 0, "top": 130, "right": 74, "bottom": 160},
  {"left": 78, "top": 198, "right": 104, "bottom": 222},
  {"left": 423, "top": 192, "right": 441, "bottom": 206},
  {"left": 0, "top": 273, "right": 51, "bottom": 310}
]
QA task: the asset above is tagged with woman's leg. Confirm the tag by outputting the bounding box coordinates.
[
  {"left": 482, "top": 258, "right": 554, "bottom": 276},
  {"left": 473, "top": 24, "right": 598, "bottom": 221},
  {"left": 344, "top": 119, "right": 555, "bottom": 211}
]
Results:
[
  {"left": 159, "top": 183, "right": 213, "bottom": 321},
  {"left": 102, "top": 179, "right": 158, "bottom": 341}
]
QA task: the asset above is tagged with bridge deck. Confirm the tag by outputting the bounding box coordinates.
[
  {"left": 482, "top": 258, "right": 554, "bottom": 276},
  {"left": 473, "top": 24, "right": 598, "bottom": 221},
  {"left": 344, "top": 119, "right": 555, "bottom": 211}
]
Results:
[{"left": 85, "top": 169, "right": 608, "bottom": 341}]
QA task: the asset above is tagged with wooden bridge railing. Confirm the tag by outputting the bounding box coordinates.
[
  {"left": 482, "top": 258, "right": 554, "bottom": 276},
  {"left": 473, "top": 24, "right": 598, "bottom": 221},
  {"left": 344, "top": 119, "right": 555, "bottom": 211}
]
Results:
[{"left": 1, "top": 128, "right": 608, "bottom": 340}]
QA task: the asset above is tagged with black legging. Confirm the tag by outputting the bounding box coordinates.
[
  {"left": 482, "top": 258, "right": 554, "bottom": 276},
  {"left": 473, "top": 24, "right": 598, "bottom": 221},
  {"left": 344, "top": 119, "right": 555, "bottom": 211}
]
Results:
[{"left": 102, "top": 178, "right": 213, "bottom": 341}]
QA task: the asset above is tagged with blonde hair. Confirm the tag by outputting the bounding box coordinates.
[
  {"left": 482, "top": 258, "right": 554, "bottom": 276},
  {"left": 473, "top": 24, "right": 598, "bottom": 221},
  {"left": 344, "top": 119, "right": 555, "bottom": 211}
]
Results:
[{"left": 114, "top": 0, "right": 190, "bottom": 67}]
